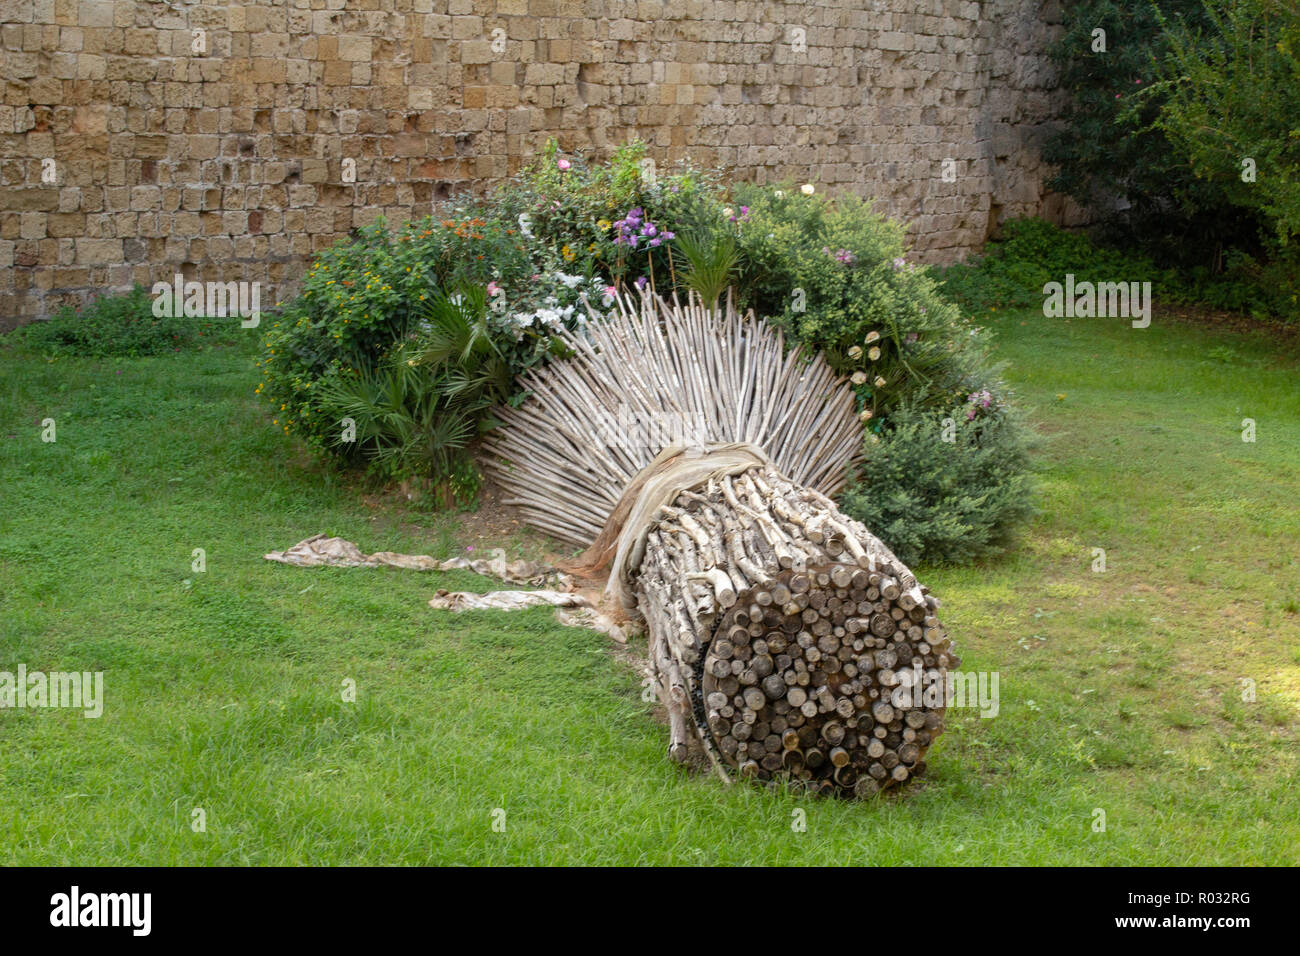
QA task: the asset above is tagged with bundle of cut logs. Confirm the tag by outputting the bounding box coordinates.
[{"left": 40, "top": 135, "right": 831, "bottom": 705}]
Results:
[
  {"left": 636, "top": 465, "right": 957, "bottom": 796},
  {"left": 487, "top": 292, "right": 958, "bottom": 796}
]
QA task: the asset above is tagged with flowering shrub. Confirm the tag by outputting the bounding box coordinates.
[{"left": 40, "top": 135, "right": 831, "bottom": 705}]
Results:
[
  {"left": 255, "top": 212, "right": 581, "bottom": 491},
  {"left": 486, "top": 266, "right": 612, "bottom": 344},
  {"left": 257, "top": 143, "right": 1035, "bottom": 552},
  {"left": 729, "top": 183, "right": 991, "bottom": 424},
  {"left": 710, "top": 181, "right": 1039, "bottom": 560},
  {"left": 495, "top": 138, "right": 723, "bottom": 292}
]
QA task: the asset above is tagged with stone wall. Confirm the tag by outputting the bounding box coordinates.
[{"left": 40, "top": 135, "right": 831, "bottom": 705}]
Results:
[{"left": 0, "top": 0, "right": 1069, "bottom": 329}]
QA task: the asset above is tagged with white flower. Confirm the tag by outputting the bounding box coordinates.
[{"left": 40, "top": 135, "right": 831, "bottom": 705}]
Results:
[
  {"left": 723, "top": 207, "right": 735, "bottom": 218},
  {"left": 874, "top": 375, "right": 887, "bottom": 388},
  {"left": 868, "top": 346, "right": 881, "bottom": 361},
  {"left": 801, "top": 183, "right": 815, "bottom": 195},
  {"left": 847, "top": 345, "right": 863, "bottom": 359},
  {"left": 865, "top": 330, "right": 880, "bottom": 344},
  {"left": 774, "top": 190, "right": 784, "bottom": 198},
  {"left": 851, "top": 371, "right": 867, "bottom": 385}
]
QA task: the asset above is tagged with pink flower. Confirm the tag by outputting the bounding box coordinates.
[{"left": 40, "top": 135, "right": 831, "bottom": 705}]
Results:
[
  {"left": 557, "top": 158, "right": 571, "bottom": 170},
  {"left": 487, "top": 281, "right": 502, "bottom": 297}
]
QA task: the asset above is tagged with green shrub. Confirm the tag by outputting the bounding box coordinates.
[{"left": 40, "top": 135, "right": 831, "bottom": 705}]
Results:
[
  {"left": 729, "top": 183, "right": 991, "bottom": 421},
  {"left": 934, "top": 217, "right": 1299, "bottom": 321},
  {"left": 712, "top": 182, "right": 1040, "bottom": 562},
  {"left": 1153, "top": 0, "right": 1300, "bottom": 244},
  {"left": 23, "top": 285, "right": 234, "bottom": 357},
  {"left": 671, "top": 227, "right": 741, "bottom": 308},
  {"left": 257, "top": 212, "right": 539, "bottom": 450},
  {"left": 309, "top": 288, "right": 509, "bottom": 504},
  {"left": 839, "top": 396, "right": 1038, "bottom": 567}
]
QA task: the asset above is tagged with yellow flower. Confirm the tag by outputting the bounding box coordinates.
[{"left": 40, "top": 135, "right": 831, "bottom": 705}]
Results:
[{"left": 868, "top": 346, "right": 881, "bottom": 361}]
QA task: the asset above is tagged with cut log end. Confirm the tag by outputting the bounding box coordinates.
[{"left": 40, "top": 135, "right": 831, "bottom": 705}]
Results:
[{"left": 635, "top": 465, "right": 956, "bottom": 800}]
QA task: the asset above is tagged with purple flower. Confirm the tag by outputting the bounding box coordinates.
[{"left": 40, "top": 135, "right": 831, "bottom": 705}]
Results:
[
  {"left": 891, "top": 257, "right": 906, "bottom": 271},
  {"left": 635, "top": 276, "right": 648, "bottom": 291},
  {"left": 649, "top": 237, "right": 661, "bottom": 247}
]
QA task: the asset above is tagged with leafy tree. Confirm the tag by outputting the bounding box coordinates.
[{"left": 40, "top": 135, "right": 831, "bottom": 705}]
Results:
[
  {"left": 1152, "top": 0, "right": 1300, "bottom": 243},
  {"left": 1042, "top": 0, "right": 1262, "bottom": 266}
]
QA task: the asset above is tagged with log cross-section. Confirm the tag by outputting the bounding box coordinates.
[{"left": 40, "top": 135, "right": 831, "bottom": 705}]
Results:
[{"left": 631, "top": 464, "right": 958, "bottom": 797}]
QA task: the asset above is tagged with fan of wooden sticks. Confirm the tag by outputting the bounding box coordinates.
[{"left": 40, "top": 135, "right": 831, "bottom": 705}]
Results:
[
  {"left": 484, "top": 291, "right": 865, "bottom": 546},
  {"left": 484, "top": 292, "right": 958, "bottom": 797}
]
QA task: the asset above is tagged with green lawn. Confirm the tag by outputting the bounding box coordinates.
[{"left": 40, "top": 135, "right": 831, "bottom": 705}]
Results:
[{"left": 1, "top": 308, "right": 1297, "bottom": 865}]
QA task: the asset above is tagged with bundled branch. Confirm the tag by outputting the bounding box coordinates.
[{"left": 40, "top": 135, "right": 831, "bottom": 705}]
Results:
[
  {"left": 635, "top": 465, "right": 958, "bottom": 796},
  {"left": 484, "top": 293, "right": 958, "bottom": 797}
]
